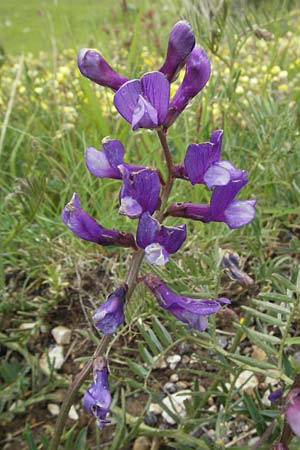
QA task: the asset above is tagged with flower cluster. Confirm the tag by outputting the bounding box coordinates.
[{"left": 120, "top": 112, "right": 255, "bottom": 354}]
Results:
[{"left": 62, "top": 20, "right": 256, "bottom": 429}]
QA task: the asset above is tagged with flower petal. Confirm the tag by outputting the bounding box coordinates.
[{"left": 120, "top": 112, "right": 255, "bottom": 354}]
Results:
[
  {"left": 85, "top": 146, "right": 121, "bottom": 179},
  {"left": 141, "top": 71, "right": 170, "bottom": 124},
  {"left": 132, "top": 95, "right": 158, "bottom": 130},
  {"left": 145, "top": 243, "right": 169, "bottom": 265},
  {"left": 224, "top": 199, "right": 256, "bottom": 229},
  {"left": 93, "top": 286, "right": 126, "bottom": 335},
  {"left": 157, "top": 223, "right": 186, "bottom": 254},
  {"left": 167, "top": 202, "right": 212, "bottom": 222},
  {"left": 114, "top": 79, "right": 142, "bottom": 123},
  {"left": 184, "top": 142, "right": 216, "bottom": 185},
  {"left": 203, "top": 163, "right": 231, "bottom": 189},
  {"left": 136, "top": 212, "right": 160, "bottom": 249},
  {"left": 210, "top": 176, "right": 248, "bottom": 220},
  {"left": 209, "top": 129, "right": 223, "bottom": 160}
]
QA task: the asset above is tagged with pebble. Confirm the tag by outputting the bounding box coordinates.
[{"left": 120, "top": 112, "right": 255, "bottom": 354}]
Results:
[
  {"left": 68, "top": 405, "right": 79, "bottom": 420},
  {"left": 170, "top": 373, "right": 179, "bottom": 383},
  {"left": 218, "top": 336, "right": 228, "bottom": 348},
  {"left": 234, "top": 370, "right": 259, "bottom": 393},
  {"left": 178, "top": 341, "right": 190, "bottom": 354},
  {"left": 149, "top": 403, "right": 163, "bottom": 415},
  {"left": 51, "top": 326, "right": 72, "bottom": 345},
  {"left": 167, "top": 354, "right": 181, "bottom": 370},
  {"left": 162, "top": 390, "right": 192, "bottom": 425},
  {"left": 163, "top": 382, "right": 177, "bottom": 393},
  {"left": 153, "top": 356, "right": 168, "bottom": 370},
  {"left": 47, "top": 403, "right": 60, "bottom": 416},
  {"left": 40, "top": 345, "right": 64, "bottom": 375},
  {"left": 144, "top": 412, "right": 158, "bottom": 427},
  {"left": 132, "top": 436, "right": 151, "bottom": 450},
  {"left": 19, "top": 322, "right": 36, "bottom": 330},
  {"left": 252, "top": 345, "right": 267, "bottom": 361},
  {"left": 176, "top": 381, "right": 188, "bottom": 390}
]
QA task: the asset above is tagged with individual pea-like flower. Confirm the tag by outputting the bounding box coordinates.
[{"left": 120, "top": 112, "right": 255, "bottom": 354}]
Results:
[
  {"left": 85, "top": 137, "right": 144, "bottom": 179},
  {"left": 118, "top": 165, "right": 160, "bottom": 219},
  {"left": 167, "top": 174, "right": 256, "bottom": 229},
  {"left": 77, "top": 48, "right": 128, "bottom": 91},
  {"left": 164, "top": 45, "right": 211, "bottom": 127},
  {"left": 61, "top": 193, "right": 136, "bottom": 247},
  {"left": 172, "top": 130, "right": 245, "bottom": 189},
  {"left": 285, "top": 388, "right": 300, "bottom": 438},
  {"left": 159, "top": 20, "right": 195, "bottom": 83},
  {"left": 114, "top": 71, "right": 170, "bottom": 130},
  {"left": 144, "top": 273, "right": 230, "bottom": 331},
  {"left": 93, "top": 285, "right": 127, "bottom": 335},
  {"left": 268, "top": 387, "right": 284, "bottom": 404},
  {"left": 83, "top": 357, "right": 112, "bottom": 429},
  {"left": 136, "top": 212, "right": 186, "bottom": 265}
]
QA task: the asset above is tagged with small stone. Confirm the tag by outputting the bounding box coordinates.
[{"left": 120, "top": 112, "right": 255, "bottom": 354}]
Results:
[
  {"left": 234, "top": 370, "right": 259, "bottom": 393},
  {"left": 149, "top": 403, "right": 163, "bottom": 415},
  {"left": 132, "top": 436, "right": 151, "bottom": 450},
  {"left": 167, "top": 354, "right": 181, "bottom": 370},
  {"left": 68, "top": 405, "right": 79, "bottom": 420},
  {"left": 178, "top": 341, "right": 190, "bottom": 354},
  {"left": 182, "top": 355, "right": 190, "bottom": 365},
  {"left": 248, "top": 437, "right": 259, "bottom": 446},
  {"left": 40, "top": 345, "right": 64, "bottom": 375},
  {"left": 153, "top": 356, "right": 168, "bottom": 370},
  {"left": 170, "top": 374, "right": 179, "bottom": 383},
  {"left": 162, "top": 390, "right": 192, "bottom": 425},
  {"left": 144, "top": 412, "right": 158, "bottom": 427},
  {"left": 51, "top": 326, "right": 72, "bottom": 345},
  {"left": 19, "top": 322, "right": 35, "bottom": 330},
  {"left": 47, "top": 403, "right": 60, "bottom": 416},
  {"left": 164, "top": 382, "right": 177, "bottom": 393},
  {"left": 218, "top": 336, "right": 228, "bottom": 348},
  {"left": 176, "top": 381, "right": 188, "bottom": 390},
  {"left": 252, "top": 345, "right": 267, "bottom": 361}
]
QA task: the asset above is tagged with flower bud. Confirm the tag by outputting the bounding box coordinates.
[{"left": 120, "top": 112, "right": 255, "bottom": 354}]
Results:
[{"left": 93, "top": 285, "right": 127, "bottom": 334}]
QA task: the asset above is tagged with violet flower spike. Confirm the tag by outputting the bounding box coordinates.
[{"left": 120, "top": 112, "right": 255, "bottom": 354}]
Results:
[
  {"left": 61, "top": 193, "right": 136, "bottom": 247},
  {"left": 144, "top": 273, "right": 230, "bottom": 332},
  {"left": 285, "top": 388, "right": 300, "bottom": 438},
  {"left": 77, "top": 48, "right": 128, "bottom": 91},
  {"left": 83, "top": 357, "right": 112, "bottom": 429},
  {"left": 159, "top": 20, "right": 195, "bottom": 83},
  {"left": 93, "top": 285, "right": 127, "bottom": 335},
  {"left": 118, "top": 165, "right": 160, "bottom": 219},
  {"left": 167, "top": 174, "right": 256, "bottom": 229},
  {"left": 136, "top": 212, "right": 186, "bottom": 266},
  {"left": 114, "top": 71, "right": 170, "bottom": 130},
  {"left": 85, "top": 137, "right": 145, "bottom": 179},
  {"left": 164, "top": 45, "right": 211, "bottom": 127}
]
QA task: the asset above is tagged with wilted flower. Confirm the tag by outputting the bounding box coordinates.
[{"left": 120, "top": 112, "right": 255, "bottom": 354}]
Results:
[
  {"left": 159, "top": 20, "right": 195, "bottom": 83},
  {"left": 83, "top": 357, "right": 112, "bottom": 429},
  {"left": 77, "top": 48, "right": 128, "bottom": 90},
  {"left": 167, "top": 174, "right": 256, "bottom": 229},
  {"left": 62, "top": 193, "right": 136, "bottom": 247},
  {"left": 114, "top": 71, "right": 170, "bottom": 130},
  {"left": 85, "top": 137, "right": 144, "bottom": 179},
  {"left": 285, "top": 388, "right": 300, "bottom": 438},
  {"left": 144, "top": 273, "right": 230, "bottom": 331},
  {"left": 164, "top": 45, "right": 211, "bottom": 127},
  {"left": 118, "top": 166, "right": 160, "bottom": 218},
  {"left": 93, "top": 285, "right": 127, "bottom": 334},
  {"left": 221, "top": 250, "right": 254, "bottom": 287},
  {"left": 172, "top": 129, "right": 245, "bottom": 189},
  {"left": 136, "top": 212, "right": 186, "bottom": 265}
]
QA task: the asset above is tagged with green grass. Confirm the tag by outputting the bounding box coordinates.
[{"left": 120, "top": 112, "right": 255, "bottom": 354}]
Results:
[{"left": 1, "top": 0, "right": 300, "bottom": 449}]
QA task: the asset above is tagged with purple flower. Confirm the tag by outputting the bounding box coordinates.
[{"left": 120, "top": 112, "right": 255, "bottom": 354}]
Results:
[
  {"left": 136, "top": 212, "right": 186, "bottom": 265},
  {"left": 83, "top": 357, "right": 112, "bottom": 429},
  {"left": 62, "top": 193, "right": 136, "bottom": 247},
  {"left": 164, "top": 45, "right": 211, "bottom": 127},
  {"left": 114, "top": 71, "right": 170, "bottom": 130},
  {"left": 77, "top": 48, "right": 128, "bottom": 91},
  {"left": 285, "top": 388, "right": 300, "bottom": 438},
  {"left": 159, "top": 20, "right": 195, "bottom": 83},
  {"left": 167, "top": 175, "right": 256, "bottom": 229},
  {"left": 93, "top": 285, "right": 127, "bottom": 335},
  {"left": 175, "top": 130, "right": 245, "bottom": 189},
  {"left": 118, "top": 166, "right": 160, "bottom": 219},
  {"left": 268, "top": 387, "right": 283, "bottom": 404},
  {"left": 85, "top": 137, "right": 144, "bottom": 179},
  {"left": 144, "top": 273, "right": 230, "bottom": 331},
  {"left": 274, "top": 444, "right": 288, "bottom": 450}
]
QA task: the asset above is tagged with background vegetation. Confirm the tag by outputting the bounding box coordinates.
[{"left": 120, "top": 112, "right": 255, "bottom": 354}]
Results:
[{"left": 1, "top": 0, "right": 300, "bottom": 449}]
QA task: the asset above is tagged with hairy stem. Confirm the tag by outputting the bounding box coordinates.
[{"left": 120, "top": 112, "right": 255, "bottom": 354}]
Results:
[{"left": 50, "top": 131, "right": 174, "bottom": 450}]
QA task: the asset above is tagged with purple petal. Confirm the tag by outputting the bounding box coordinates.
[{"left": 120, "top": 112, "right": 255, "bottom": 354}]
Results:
[
  {"left": 102, "top": 138, "right": 125, "bottom": 168},
  {"left": 141, "top": 71, "right": 170, "bottom": 124},
  {"left": 286, "top": 388, "right": 300, "bottom": 437},
  {"left": 210, "top": 129, "right": 223, "bottom": 160},
  {"left": 85, "top": 146, "right": 121, "bottom": 179},
  {"left": 167, "top": 202, "right": 212, "bottom": 222},
  {"left": 131, "top": 95, "right": 158, "bottom": 130},
  {"left": 203, "top": 163, "right": 231, "bottom": 189},
  {"left": 210, "top": 177, "right": 248, "bottom": 220},
  {"left": 136, "top": 212, "right": 160, "bottom": 249},
  {"left": 184, "top": 142, "right": 216, "bottom": 185},
  {"left": 114, "top": 79, "right": 142, "bottom": 123},
  {"left": 157, "top": 223, "right": 186, "bottom": 254},
  {"left": 224, "top": 199, "right": 256, "bottom": 229},
  {"left": 62, "top": 193, "right": 135, "bottom": 247},
  {"left": 93, "top": 286, "right": 126, "bottom": 335},
  {"left": 78, "top": 48, "right": 128, "bottom": 90},
  {"left": 165, "top": 46, "right": 211, "bottom": 126},
  {"left": 159, "top": 20, "right": 195, "bottom": 82},
  {"left": 216, "top": 160, "right": 245, "bottom": 181},
  {"left": 145, "top": 243, "right": 169, "bottom": 265},
  {"left": 268, "top": 387, "right": 283, "bottom": 403}
]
